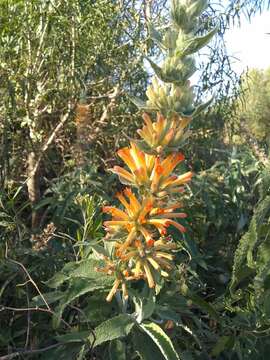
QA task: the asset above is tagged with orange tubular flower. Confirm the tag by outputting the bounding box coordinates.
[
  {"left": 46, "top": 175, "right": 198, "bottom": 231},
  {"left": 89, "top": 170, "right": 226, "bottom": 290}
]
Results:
[
  {"left": 98, "top": 113, "right": 193, "bottom": 302},
  {"left": 115, "top": 238, "right": 177, "bottom": 290},
  {"left": 137, "top": 112, "right": 191, "bottom": 154},
  {"left": 111, "top": 142, "right": 192, "bottom": 196},
  {"left": 103, "top": 189, "right": 187, "bottom": 251},
  {"left": 150, "top": 153, "right": 193, "bottom": 197},
  {"left": 111, "top": 142, "right": 155, "bottom": 187}
]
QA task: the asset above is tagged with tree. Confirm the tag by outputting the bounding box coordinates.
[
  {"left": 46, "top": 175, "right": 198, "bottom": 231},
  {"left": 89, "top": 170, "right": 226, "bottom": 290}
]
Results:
[
  {"left": 233, "top": 68, "right": 270, "bottom": 160},
  {"left": 0, "top": 0, "right": 151, "bottom": 232}
]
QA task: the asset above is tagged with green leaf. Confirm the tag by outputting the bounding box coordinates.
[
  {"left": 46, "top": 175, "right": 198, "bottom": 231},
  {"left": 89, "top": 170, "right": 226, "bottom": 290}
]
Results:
[
  {"left": 91, "top": 244, "right": 110, "bottom": 258},
  {"left": 109, "top": 339, "right": 126, "bottom": 360},
  {"left": 155, "top": 306, "right": 182, "bottom": 324},
  {"left": 55, "top": 330, "right": 92, "bottom": 344},
  {"left": 211, "top": 336, "right": 234, "bottom": 357},
  {"left": 148, "top": 22, "right": 165, "bottom": 50},
  {"left": 177, "top": 27, "right": 218, "bottom": 57},
  {"left": 146, "top": 58, "right": 166, "bottom": 82},
  {"left": 40, "top": 344, "right": 82, "bottom": 360},
  {"left": 192, "top": 97, "right": 213, "bottom": 118},
  {"left": 133, "top": 292, "right": 156, "bottom": 323},
  {"left": 139, "top": 322, "right": 180, "bottom": 360},
  {"left": 93, "top": 314, "right": 134, "bottom": 348},
  {"left": 187, "top": 0, "right": 208, "bottom": 18},
  {"left": 33, "top": 197, "right": 55, "bottom": 210},
  {"left": 30, "top": 291, "right": 64, "bottom": 307},
  {"left": 53, "top": 275, "right": 113, "bottom": 328},
  {"left": 171, "top": 1, "right": 189, "bottom": 30},
  {"left": 129, "top": 96, "right": 147, "bottom": 110},
  {"left": 47, "top": 259, "right": 108, "bottom": 288},
  {"left": 46, "top": 261, "right": 79, "bottom": 288},
  {"left": 133, "top": 329, "right": 164, "bottom": 360},
  {"left": 134, "top": 140, "right": 156, "bottom": 155},
  {"left": 230, "top": 219, "right": 258, "bottom": 292}
]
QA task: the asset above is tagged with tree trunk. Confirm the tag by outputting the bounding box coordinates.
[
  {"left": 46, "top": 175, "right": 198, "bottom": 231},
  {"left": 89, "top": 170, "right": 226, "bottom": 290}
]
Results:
[
  {"left": 74, "top": 103, "right": 92, "bottom": 166},
  {"left": 27, "top": 151, "right": 41, "bottom": 232}
]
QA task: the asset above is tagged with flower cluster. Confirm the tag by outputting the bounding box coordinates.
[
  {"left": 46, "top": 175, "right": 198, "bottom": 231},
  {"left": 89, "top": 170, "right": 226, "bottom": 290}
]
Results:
[
  {"left": 137, "top": 112, "right": 191, "bottom": 154},
  {"left": 97, "top": 111, "right": 192, "bottom": 301},
  {"left": 111, "top": 141, "right": 192, "bottom": 197},
  {"left": 96, "top": 0, "right": 216, "bottom": 301}
]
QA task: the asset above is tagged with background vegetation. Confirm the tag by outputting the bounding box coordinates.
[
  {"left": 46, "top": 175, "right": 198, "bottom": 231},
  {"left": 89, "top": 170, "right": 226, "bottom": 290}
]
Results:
[{"left": 1, "top": 0, "right": 270, "bottom": 359}]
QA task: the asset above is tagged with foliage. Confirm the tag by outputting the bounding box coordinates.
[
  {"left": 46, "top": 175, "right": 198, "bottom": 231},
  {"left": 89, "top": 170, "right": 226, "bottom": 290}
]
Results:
[
  {"left": 235, "top": 68, "right": 270, "bottom": 148},
  {"left": 226, "top": 163, "right": 270, "bottom": 358},
  {"left": 1, "top": 0, "right": 270, "bottom": 359},
  {"left": 0, "top": 0, "right": 152, "bottom": 232}
]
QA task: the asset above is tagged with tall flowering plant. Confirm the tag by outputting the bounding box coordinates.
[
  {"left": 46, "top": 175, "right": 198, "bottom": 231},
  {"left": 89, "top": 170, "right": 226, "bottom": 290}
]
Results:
[{"left": 96, "top": 0, "right": 216, "bottom": 302}]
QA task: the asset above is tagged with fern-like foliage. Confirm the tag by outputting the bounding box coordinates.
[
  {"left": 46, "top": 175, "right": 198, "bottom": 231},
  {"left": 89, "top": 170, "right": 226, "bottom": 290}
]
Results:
[{"left": 230, "top": 165, "right": 270, "bottom": 325}]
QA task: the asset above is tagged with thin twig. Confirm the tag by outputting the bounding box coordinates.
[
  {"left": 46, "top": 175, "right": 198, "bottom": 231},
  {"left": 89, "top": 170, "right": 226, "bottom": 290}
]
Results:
[
  {"left": 24, "top": 286, "right": 31, "bottom": 349},
  {"left": 0, "top": 343, "right": 63, "bottom": 360},
  {"left": 7, "top": 259, "right": 50, "bottom": 310},
  {"left": 0, "top": 306, "right": 71, "bottom": 329}
]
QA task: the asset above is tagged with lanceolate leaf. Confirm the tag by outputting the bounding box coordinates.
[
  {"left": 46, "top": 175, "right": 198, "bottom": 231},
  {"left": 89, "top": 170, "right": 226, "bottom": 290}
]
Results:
[
  {"left": 30, "top": 291, "right": 64, "bottom": 307},
  {"left": 230, "top": 219, "right": 258, "bottom": 292},
  {"left": 133, "top": 292, "right": 156, "bottom": 323},
  {"left": 53, "top": 276, "right": 113, "bottom": 328},
  {"left": 139, "top": 322, "right": 180, "bottom": 360},
  {"left": 93, "top": 314, "right": 134, "bottom": 348},
  {"left": 55, "top": 330, "right": 93, "bottom": 344},
  {"left": 46, "top": 261, "right": 79, "bottom": 288},
  {"left": 129, "top": 96, "right": 147, "bottom": 110},
  {"left": 148, "top": 22, "right": 165, "bottom": 50},
  {"left": 47, "top": 259, "right": 107, "bottom": 288},
  {"left": 192, "top": 97, "right": 213, "bottom": 118},
  {"left": 177, "top": 27, "right": 218, "bottom": 57},
  {"left": 133, "top": 329, "right": 164, "bottom": 360}
]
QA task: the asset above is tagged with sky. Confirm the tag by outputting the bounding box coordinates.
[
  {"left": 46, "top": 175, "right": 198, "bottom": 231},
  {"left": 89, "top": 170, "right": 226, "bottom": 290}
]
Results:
[
  {"left": 224, "top": 10, "right": 270, "bottom": 74},
  {"left": 147, "top": 7, "right": 270, "bottom": 86}
]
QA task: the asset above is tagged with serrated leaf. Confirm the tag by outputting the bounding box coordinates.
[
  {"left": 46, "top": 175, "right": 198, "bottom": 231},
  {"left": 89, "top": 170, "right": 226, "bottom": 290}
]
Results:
[
  {"left": 46, "top": 261, "right": 79, "bottom": 288},
  {"left": 53, "top": 275, "right": 113, "bottom": 328},
  {"left": 47, "top": 259, "right": 106, "bottom": 288},
  {"left": 30, "top": 291, "right": 64, "bottom": 307},
  {"left": 93, "top": 314, "right": 134, "bottom": 348},
  {"left": 140, "top": 322, "right": 180, "bottom": 360},
  {"left": 91, "top": 244, "right": 110, "bottom": 258}
]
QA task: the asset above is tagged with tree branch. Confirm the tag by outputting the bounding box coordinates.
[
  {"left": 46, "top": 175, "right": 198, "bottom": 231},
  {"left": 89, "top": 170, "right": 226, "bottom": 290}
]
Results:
[{"left": 27, "top": 102, "right": 74, "bottom": 180}]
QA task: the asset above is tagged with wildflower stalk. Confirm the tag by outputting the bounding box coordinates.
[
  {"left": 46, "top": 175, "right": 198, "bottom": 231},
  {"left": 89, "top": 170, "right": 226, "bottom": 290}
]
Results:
[{"left": 96, "top": 0, "right": 216, "bottom": 301}]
